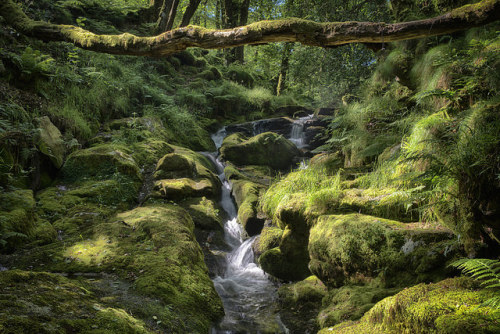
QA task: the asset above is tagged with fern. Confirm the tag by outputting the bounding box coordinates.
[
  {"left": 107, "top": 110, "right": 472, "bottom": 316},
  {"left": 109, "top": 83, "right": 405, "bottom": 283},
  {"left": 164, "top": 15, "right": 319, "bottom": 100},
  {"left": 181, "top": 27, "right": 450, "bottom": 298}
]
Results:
[{"left": 450, "top": 258, "right": 500, "bottom": 308}]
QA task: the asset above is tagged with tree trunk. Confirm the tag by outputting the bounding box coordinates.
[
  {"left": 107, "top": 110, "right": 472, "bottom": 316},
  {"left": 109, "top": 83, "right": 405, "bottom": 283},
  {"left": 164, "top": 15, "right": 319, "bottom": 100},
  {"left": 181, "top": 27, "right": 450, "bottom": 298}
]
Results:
[
  {"left": 180, "top": 0, "right": 202, "bottom": 27},
  {"left": 223, "top": 0, "right": 240, "bottom": 63},
  {"left": 235, "top": 0, "right": 251, "bottom": 63},
  {"left": 276, "top": 43, "right": 293, "bottom": 95},
  {"left": 1, "top": 0, "right": 498, "bottom": 57},
  {"left": 155, "top": 0, "right": 179, "bottom": 33}
]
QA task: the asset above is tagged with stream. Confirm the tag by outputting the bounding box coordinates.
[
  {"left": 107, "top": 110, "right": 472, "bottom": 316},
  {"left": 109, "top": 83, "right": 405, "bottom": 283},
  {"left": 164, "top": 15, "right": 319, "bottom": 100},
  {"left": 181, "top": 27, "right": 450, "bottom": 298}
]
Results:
[{"left": 207, "top": 128, "right": 290, "bottom": 334}]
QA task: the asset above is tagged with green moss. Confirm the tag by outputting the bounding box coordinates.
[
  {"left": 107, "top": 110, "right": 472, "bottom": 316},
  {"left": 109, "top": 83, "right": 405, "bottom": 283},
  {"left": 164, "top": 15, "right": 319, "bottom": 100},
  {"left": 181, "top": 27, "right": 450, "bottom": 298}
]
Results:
[
  {"left": 278, "top": 276, "right": 327, "bottom": 332},
  {"left": 153, "top": 178, "right": 216, "bottom": 200},
  {"left": 101, "top": 204, "right": 224, "bottom": 332},
  {"left": 254, "top": 225, "right": 283, "bottom": 255},
  {"left": 34, "top": 116, "right": 66, "bottom": 169},
  {"left": 365, "top": 277, "right": 500, "bottom": 333},
  {"left": 318, "top": 284, "right": 401, "bottom": 329},
  {"left": 226, "top": 68, "right": 255, "bottom": 88},
  {"left": 0, "top": 189, "right": 36, "bottom": 250},
  {"left": 154, "top": 153, "right": 196, "bottom": 179},
  {"left": 131, "top": 139, "right": 174, "bottom": 167},
  {"left": 309, "top": 213, "right": 458, "bottom": 288},
  {"left": 0, "top": 270, "right": 151, "bottom": 334},
  {"left": 179, "top": 197, "right": 223, "bottom": 230},
  {"left": 62, "top": 143, "right": 142, "bottom": 183},
  {"left": 220, "top": 132, "right": 300, "bottom": 170}
]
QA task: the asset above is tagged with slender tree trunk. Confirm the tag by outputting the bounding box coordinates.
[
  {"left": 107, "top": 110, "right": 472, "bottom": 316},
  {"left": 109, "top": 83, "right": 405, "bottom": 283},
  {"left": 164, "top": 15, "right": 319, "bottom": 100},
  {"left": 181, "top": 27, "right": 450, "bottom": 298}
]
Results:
[
  {"left": 180, "top": 0, "right": 202, "bottom": 27},
  {"left": 235, "top": 0, "right": 251, "bottom": 63},
  {"left": 223, "top": 0, "right": 239, "bottom": 63},
  {"left": 155, "top": 0, "right": 173, "bottom": 33},
  {"left": 165, "top": 0, "right": 180, "bottom": 31},
  {"left": 276, "top": 42, "right": 292, "bottom": 95},
  {"left": 155, "top": 0, "right": 179, "bottom": 33}
]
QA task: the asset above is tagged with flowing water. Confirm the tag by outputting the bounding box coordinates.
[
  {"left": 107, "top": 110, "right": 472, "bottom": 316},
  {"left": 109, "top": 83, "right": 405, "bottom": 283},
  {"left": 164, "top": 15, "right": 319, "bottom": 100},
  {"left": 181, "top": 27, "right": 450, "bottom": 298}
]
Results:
[
  {"left": 289, "top": 115, "right": 314, "bottom": 149},
  {"left": 208, "top": 128, "right": 289, "bottom": 334}
]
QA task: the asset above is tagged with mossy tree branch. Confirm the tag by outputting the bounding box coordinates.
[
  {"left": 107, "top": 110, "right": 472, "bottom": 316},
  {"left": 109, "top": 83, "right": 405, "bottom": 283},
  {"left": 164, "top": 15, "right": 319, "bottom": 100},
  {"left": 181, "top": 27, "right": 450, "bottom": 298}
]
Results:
[{"left": 1, "top": 0, "right": 499, "bottom": 57}]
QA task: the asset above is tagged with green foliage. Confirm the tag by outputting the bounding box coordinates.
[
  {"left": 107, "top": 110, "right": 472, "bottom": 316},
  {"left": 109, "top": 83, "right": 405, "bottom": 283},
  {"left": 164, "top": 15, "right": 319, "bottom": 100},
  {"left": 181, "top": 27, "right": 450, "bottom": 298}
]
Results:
[
  {"left": 451, "top": 258, "right": 500, "bottom": 308},
  {"left": 260, "top": 166, "right": 342, "bottom": 219}
]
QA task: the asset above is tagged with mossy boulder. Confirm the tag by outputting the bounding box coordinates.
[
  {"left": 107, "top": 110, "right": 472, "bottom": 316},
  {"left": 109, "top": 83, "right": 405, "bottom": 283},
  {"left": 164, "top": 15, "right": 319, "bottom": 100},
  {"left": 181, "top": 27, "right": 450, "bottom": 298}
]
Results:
[
  {"left": 154, "top": 178, "right": 217, "bottom": 200},
  {"left": 131, "top": 139, "right": 174, "bottom": 167},
  {"left": 317, "top": 284, "right": 401, "bottom": 329},
  {"left": 309, "top": 213, "right": 457, "bottom": 287},
  {"left": 46, "top": 204, "right": 224, "bottom": 332},
  {"left": 152, "top": 148, "right": 221, "bottom": 200},
  {"left": 320, "top": 277, "right": 500, "bottom": 334},
  {"left": 0, "top": 189, "right": 36, "bottom": 251},
  {"left": 253, "top": 224, "right": 283, "bottom": 256},
  {"left": 220, "top": 132, "right": 301, "bottom": 170},
  {"left": 62, "top": 143, "right": 142, "bottom": 183},
  {"left": 0, "top": 270, "right": 151, "bottom": 333},
  {"left": 34, "top": 116, "right": 66, "bottom": 169},
  {"left": 179, "top": 197, "right": 223, "bottom": 230},
  {"left": 259, "top": 194, "right": 312, "bottom": 281},
  {"left": 225, "top": 163, "right": 274, "bottom": 186},
  {"left": 278, "top": 276, "right": 327, "bottom": 333},
  {"left": 154, "top": 153, "right": 196, "bottom": 179},
  {"left": 226, "top": 68, "right": 254, "bottom": 87},
  {"left": 231, "top": 180, "right": 265, "bottom": 236}
]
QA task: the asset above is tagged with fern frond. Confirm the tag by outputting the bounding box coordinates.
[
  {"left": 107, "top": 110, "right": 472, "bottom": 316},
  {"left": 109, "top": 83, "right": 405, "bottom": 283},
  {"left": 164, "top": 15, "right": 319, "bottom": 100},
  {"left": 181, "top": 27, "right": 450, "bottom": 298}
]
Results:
[
  {"left": 483, "top": 297, "right": 500, "bottom": 308},
  {"left": 450, "top": 258, "right": 500, "bottom": 289}
]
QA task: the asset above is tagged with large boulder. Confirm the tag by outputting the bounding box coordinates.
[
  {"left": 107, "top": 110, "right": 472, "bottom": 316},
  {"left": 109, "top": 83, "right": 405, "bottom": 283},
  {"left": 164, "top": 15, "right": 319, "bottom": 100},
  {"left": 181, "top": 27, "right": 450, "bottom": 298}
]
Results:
[
  {"left": 0, "top": 189, "right": 36, "bottom": 251},
  {"left": 320, "top": 277, "right": 500, "bottom": 334},
  {"left": 62, "top": 143, "right": 142, "bottom": 183},
  {"left": 34, "top": 116, "right": 66, "bottom": 169},
  {"left": 226, "top": 117, "right": 295, "bottom": 137},
  {"left": 309, "top": 213, "right": 458, "bottom": 287},
  {"left": 220, "top": 132, "right": 301, "bottom": 170},
  {"left": 230, "top": 180, "right": 265, "bottom": 236},
  {"left": 154, "top": 153, "right": 196, "bottom": 179},
  {"left": 152, "top": 147, "right": 221, "bottom": 201},
  {"left": 258, "top": 194, "right": 312, "bottom": 281}
]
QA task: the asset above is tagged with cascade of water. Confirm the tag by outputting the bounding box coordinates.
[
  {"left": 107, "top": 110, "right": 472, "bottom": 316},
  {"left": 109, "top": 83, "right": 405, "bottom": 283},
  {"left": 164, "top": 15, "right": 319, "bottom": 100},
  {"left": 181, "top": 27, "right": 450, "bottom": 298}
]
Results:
[
  {"left": 208, "top": 127, "right": 289, "bottom": 334},
  {"left": 289, "top": 114, "right": 314, "bottom": 149}
]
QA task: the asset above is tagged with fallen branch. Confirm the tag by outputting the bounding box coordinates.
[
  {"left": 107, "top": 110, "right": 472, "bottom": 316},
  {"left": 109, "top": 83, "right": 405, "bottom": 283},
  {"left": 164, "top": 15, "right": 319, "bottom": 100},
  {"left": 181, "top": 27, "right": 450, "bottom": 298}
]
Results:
[{"left": 1, "top": 0, "right": 499, "bottom": 56}]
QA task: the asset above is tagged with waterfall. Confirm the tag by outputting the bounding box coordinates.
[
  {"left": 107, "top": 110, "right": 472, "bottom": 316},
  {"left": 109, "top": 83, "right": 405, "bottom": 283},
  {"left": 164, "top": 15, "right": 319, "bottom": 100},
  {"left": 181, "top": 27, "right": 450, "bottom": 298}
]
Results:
[
  {"left": 208, "top": 128, "right": 289, "bottom": 334},
  {"left": 289, "top": 114, "right": 314, "bottom": 149}
]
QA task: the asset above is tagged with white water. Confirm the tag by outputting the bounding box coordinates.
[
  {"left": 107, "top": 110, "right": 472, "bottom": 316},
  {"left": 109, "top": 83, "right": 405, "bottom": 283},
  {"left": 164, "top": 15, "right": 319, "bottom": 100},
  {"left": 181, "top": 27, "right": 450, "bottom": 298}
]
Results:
[
  {"left": 289, "top": 115, "right": 314, "bottom": 149},
  {"left": 209, "top": 129, "right": 288, "bottom": 334}
]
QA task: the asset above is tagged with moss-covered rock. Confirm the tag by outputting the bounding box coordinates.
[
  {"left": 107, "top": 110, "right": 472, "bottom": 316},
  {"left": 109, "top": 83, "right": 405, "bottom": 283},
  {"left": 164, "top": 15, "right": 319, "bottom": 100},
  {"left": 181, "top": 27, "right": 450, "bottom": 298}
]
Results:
[
  {"left": 226, "top": 68, "right": 254, "bottom": 88},
  {"left": 131, "top": 139, "right": 174, "bottom": 167},
  {"left": 62, "top": 143, "right": 142, "bottom": 183},
  {"left": 0, "top": 270, "right": 152, "bottom": 334},
  {"left": 278, "top": 276, "right": 327, "bottom": 333},
  {"left": 253, "top": 224, "right": 283, "bottom": 256},
  {"left": 309, "top": 213, "right": 458, "bottom": 287},
  {"left": 154, "top": 153, "right": 196, "bottom": 179},
  {"left": 34, "top": 116, "right": 66, "bottom": 169},
  {"left": 179, "top": 197, "right": 223, "bottom": 230},
  {"left": 154, "top": 178, "right": 217, "bottom": 200},
  {"left": 320, "top": 277, "right": 500, "bottom": 334},
  {"left": 259, "top": 194, "right": 312, "bottom": 281},
  {"left": 231, "top": 180, "right": 265, "bottom": 236},
  {"left": 225, "top": 163, "right": 274, "bottom": 186},
  {"left": 317, "top": 284, "right": 401, "bottom": 329},
  {"left": 152, "top": 147, "right": 221, "bottom": 201},
  {"left": 0, "top": 189, "right": 36, "bottom": 251},
  {"left": 16, "top": 204, "right": 224, "bottom": 333},
  {"left": 220, "top": 132, "right": 301, "bottom": 170}
]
